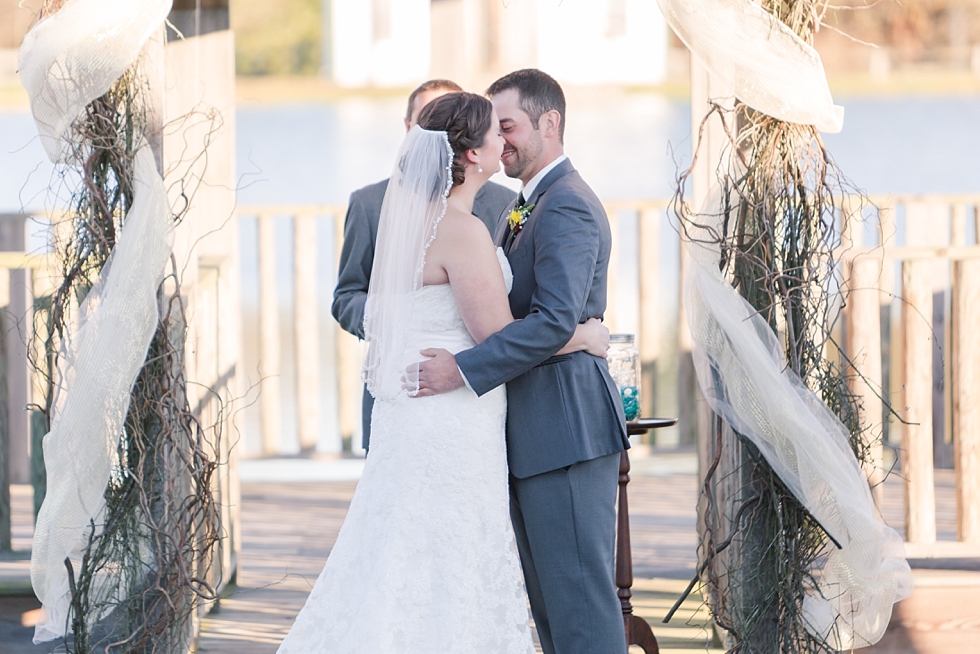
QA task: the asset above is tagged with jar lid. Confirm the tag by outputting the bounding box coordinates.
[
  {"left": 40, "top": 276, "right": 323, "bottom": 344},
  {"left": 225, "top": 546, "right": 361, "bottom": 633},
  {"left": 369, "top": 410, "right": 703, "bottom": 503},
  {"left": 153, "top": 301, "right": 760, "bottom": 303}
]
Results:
[{"left": 610, "top": 333, "right": 635, "bottom": 343}]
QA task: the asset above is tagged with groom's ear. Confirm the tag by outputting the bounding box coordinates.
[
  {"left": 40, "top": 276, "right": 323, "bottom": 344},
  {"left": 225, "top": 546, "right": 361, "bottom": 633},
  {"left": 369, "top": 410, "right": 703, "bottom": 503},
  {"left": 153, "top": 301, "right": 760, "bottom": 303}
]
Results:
[{"left": 539, "top": 110, "right": 562, "bottom": 140}]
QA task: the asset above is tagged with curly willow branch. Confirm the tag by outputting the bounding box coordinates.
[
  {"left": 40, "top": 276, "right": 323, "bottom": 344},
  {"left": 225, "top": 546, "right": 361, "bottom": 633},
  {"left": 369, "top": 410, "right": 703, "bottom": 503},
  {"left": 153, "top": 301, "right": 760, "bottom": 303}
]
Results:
[
  {"left": 28, "top": 38, "right": 224, "bottom": 654},
  {"left": 672, "top": 75, "right": 885, "bottom": 654}
]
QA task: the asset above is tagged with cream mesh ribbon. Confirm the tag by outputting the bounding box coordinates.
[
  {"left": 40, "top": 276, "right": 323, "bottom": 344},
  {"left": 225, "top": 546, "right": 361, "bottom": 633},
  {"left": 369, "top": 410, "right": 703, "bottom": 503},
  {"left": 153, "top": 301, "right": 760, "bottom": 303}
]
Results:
[
  {"left": 19, "top": 0, "right": 174, "bottom": 643},
  {"left": 661, "top": 0, "right": 909, "bottom": 643},
  {"left": 684, "top": 190, "right": 912, "bottom": 648},
  {"left": 656, "top": 0, "right": 844, "bottom": 133}
]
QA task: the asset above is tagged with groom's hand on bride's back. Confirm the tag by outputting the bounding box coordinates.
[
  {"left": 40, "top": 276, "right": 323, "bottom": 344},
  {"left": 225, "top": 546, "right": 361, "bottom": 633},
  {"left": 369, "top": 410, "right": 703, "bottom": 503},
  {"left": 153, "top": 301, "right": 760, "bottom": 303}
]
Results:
[{"left": 407, "top": 348, "right": 464, "bottom": 397}]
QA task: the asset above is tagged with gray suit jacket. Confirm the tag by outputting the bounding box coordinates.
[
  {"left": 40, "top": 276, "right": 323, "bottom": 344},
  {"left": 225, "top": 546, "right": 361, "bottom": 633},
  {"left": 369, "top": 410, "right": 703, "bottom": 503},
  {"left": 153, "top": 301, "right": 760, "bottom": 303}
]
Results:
[
  {"left": 332, "top": 178, "right": 516, "bottom": 449},
  {"left": 455, "top": 159, "right": 629, "bottom": 478}
]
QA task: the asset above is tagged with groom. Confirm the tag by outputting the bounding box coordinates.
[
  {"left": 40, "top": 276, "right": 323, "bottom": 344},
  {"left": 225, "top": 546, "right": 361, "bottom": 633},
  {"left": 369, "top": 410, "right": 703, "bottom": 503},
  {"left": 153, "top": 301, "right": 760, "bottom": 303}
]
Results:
[{"left": 415, "top": 69, "right": 629, "bottom": 654}]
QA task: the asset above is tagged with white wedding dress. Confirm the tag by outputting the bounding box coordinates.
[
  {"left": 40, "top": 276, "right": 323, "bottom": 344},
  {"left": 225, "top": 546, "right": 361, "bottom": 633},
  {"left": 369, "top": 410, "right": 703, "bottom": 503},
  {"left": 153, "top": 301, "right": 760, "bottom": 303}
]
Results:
[{"left": 278, "top": 249, "right": 534, "bottom": 654}]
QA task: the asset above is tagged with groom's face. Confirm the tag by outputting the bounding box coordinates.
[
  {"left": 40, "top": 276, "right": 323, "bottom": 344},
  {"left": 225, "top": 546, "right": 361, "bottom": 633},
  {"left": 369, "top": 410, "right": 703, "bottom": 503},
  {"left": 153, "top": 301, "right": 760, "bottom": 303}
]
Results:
[{"left": 491, "top": 89, "right": 544, "bottom": 184}]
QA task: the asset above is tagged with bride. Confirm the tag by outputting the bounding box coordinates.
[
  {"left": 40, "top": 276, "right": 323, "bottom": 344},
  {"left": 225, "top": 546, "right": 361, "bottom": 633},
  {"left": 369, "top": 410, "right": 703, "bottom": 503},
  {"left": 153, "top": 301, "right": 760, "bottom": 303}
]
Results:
[{"left": 277, "top": 92, "right": 609, "bottom": 652}]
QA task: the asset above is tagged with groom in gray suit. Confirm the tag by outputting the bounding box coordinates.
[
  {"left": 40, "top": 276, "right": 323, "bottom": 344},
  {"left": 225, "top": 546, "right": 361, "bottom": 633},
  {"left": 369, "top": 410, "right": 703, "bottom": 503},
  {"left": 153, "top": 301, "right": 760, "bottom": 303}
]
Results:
[
  {"left": 331, "top": 79, "right": 516, "bottom": 451},
  {"left": 415, "top": 69, "right": 629, "bottom": 653}
]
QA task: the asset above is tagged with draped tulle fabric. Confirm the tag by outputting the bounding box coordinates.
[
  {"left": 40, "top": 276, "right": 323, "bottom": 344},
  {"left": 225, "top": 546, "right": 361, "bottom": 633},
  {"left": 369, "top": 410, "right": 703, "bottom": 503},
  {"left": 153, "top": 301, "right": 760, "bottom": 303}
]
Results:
[
  {"left": 656, "top": 0, "right": 844, "bottom": 133},
  {"left": 18, "top": 0, "right": 172, "bottom": 162},
  {"left": 19, "top": 0, "right": 175, "bottom": 643},
  {"left": 684, "top": 189, "right": 912, "bottom": 648},
  {"left": 363, "top": 126, "right": 454, "bottom": 400},
  {"left": 279, "top": 250, "right": 534, "bottom": 653}
]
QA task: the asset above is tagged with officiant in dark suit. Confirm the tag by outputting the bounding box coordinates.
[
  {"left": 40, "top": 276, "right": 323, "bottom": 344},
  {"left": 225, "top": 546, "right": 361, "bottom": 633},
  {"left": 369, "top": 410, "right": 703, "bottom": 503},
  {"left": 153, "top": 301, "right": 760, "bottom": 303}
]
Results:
[{"left": 331, "top": 79, "right": 517, "bottom": 452}]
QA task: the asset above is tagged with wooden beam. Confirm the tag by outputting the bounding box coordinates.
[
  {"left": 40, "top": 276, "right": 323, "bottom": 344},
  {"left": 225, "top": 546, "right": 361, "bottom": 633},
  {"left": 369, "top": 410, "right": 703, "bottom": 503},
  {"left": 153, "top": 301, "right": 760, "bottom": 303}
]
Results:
[
  {"left": 0, "top": 216, "right": 29, "bottom": 487},
  {"left": 903, "top": 259, "right": 937, "bottom": 544},
  {"left": 953, "top": 258, "right": 980, "bottom": 543},
  {"left": 605, "top": 207, "right": 620, "bottom": 334},
  {"left": 840, "top": 194, "right": 863, "bottom": 251},
  {"left": 839, "top": 245, "right": 980, "bottom": 261},
  {"left": 293, "top": 213, "right": 319, "bottom": 453},
  {"left": 638, "top": 208, "right": 660, "bottom": 421},
  {"left": 257, "top": 213, "right": 281, "bottom": 455},
  {"left": 333, "top": 214, "right": 361, "bottom": 450},
  {"left": 848, "top": 256, "right": 885, "bottom": 505},
  {"left": 317, "top": 215, "right": 342, "bottom": 455}
]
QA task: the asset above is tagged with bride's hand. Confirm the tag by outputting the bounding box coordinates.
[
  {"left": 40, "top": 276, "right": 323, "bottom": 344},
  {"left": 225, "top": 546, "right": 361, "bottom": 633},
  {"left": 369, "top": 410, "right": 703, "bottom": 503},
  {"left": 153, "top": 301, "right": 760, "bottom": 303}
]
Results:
[
  {"left": 557, "top": 317, "right": 609, "bottom": 358},
  {"left": 578, "top": 318, "right": 610, "bottom": 358}
]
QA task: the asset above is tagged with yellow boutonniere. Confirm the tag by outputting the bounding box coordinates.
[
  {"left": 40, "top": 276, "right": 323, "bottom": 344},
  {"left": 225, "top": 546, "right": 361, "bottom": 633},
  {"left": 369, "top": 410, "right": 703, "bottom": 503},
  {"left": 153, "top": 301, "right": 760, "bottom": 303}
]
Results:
[{"left": 508, "top": 203, "right": 535, "bottom": 235}]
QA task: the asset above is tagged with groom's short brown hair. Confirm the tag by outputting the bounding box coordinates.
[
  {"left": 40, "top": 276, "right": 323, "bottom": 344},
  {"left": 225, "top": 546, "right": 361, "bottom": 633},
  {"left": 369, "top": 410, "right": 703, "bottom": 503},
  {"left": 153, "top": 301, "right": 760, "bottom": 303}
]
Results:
[
  {"left": 406, "top": 79, "right": 463, "bottom": 121},
  {"left": 486, "top": 69, "right": 566, "bottom": 143}
]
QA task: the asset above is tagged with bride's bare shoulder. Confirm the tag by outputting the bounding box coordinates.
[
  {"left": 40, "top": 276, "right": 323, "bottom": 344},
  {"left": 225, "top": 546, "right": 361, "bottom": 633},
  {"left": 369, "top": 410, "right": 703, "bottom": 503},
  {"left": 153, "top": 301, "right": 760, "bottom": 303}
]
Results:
[{"left": 437, "top": 206, "right": 494, "bottom": 247}]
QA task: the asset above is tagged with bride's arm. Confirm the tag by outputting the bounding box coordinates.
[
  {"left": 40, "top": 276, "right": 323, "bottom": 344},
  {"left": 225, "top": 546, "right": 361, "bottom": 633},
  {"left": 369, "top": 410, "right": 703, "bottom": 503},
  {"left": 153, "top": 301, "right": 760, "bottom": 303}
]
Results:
[{"left": 556, "top": 318, "right": 609, "bottom": 358}]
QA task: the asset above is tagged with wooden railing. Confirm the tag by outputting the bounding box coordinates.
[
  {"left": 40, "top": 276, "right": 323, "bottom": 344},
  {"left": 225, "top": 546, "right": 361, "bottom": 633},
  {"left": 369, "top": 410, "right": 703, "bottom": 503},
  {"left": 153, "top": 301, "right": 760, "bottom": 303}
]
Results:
[
  {"left": 0, "top": 222, "right": 239, "bottom": 605},
  {"left": 842, "top": 195, "right": 980, "bottom": 557},
  {"left": 237, "top": 200, "right": 673, "bottom": 456},
  {"left": 240, "top": 195, "right": 980, "bottom": 558}
]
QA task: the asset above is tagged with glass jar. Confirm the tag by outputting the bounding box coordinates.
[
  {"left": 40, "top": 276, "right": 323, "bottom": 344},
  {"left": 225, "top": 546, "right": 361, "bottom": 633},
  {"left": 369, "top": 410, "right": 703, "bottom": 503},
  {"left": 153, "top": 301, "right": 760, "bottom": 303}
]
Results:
[{"left": 608, "top": 333, "right": 641, "bottom": 421}]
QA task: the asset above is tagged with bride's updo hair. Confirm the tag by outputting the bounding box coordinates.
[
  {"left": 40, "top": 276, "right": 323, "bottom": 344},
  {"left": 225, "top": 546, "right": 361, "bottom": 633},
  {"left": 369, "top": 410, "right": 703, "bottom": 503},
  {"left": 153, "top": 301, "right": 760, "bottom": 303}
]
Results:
[{"left": 416, "top": 92, "right": 493, "bottom": 188}]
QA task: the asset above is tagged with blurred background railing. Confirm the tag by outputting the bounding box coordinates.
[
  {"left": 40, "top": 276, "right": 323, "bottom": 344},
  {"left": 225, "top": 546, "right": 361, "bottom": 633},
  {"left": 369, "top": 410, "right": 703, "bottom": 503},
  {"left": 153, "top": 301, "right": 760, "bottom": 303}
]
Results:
[
  {"left": 1, "top": 194, "right": 978, "bottom": 564},
  {"left": 236, "top": 195, "right": 980, "bottom": 557}
]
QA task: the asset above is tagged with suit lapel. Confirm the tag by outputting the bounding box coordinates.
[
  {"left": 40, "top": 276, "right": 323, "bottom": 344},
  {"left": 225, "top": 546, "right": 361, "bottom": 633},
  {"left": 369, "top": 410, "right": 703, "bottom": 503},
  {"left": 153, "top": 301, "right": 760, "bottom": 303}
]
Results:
[
  {"left": 525, "top": 158, "right": 574, "bottom": 208},
  {"left": 495, "top": 196, "right": 518, "bottom": 248},
  {"left": 506, "top": 158, "right": 575, "bottom": 254}
]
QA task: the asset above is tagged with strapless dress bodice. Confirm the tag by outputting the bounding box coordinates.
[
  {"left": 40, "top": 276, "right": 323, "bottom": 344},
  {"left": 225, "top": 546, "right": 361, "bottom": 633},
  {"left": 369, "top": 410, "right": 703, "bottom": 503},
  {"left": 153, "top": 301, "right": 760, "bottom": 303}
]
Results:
[{"left": 402, "top": 247, "right": 513, "bottom": 355}]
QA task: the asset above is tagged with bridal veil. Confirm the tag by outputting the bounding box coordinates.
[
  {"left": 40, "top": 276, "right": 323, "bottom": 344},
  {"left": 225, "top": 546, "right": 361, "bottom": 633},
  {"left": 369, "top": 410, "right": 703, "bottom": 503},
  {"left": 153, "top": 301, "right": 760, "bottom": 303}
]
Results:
[{"left": 362, "top": 126, "right": 454, "bottom": 400}]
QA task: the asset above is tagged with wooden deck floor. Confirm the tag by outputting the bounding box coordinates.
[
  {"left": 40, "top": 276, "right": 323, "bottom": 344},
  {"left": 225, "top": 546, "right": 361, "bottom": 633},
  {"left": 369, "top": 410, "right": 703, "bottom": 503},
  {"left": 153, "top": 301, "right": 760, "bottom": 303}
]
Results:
[
  {"left": 194, "top": 476, "right": 722, "bottom": 654},
  {"left": 4, "top": 458, "right": 980, "bottom": 653}
]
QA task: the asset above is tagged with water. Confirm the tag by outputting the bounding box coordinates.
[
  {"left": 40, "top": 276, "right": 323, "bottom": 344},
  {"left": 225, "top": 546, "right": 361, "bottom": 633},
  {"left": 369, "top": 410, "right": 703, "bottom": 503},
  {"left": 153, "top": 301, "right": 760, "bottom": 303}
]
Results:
[
  {"left": 3, "top": 93, "right": 980, "bottom": 453},
  {"left": 6, "top": 94, "right": 980, "bottom": 212},
  {"left": 231, "top": 94, "right": 980, "bottom": 205}
]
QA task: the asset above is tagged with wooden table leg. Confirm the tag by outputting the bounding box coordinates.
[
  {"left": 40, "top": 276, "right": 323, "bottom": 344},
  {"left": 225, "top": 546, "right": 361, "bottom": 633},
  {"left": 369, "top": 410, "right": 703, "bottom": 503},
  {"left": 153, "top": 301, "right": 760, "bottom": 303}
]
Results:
[{"left": 617, "top": 449, "right": 660, "bottom": 653}]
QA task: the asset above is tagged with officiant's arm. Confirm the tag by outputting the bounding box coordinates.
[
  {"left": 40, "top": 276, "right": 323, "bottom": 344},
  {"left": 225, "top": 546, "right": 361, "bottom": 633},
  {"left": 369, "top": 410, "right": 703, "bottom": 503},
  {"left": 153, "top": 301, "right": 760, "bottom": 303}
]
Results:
[
  {"left": 455, "top": 196, "right": 600, "bottom": 396},
  {"left": 331, "top": 192, "right": 375, "bottom": 340}
]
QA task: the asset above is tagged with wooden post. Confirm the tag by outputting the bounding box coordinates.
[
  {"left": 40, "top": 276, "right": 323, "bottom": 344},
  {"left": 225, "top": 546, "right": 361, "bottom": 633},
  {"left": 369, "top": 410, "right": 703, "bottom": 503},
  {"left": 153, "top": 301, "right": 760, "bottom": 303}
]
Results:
[
  {"left": 333, "top": 213, "right": 361, "bottom": 450},
  {"left": 953, "top": 257, "right": 980, "bottom": 543},
  {"left": 848, "top": 256, "right": 885, "bottom": 504},
  {"left": 294, "top": 213, "right": 319, "bottom": 453},
  {"left": 974, "top": 205, "right": 980, "bottom": 247},
  {"left": 905, "top": 201, "right": 952, "bottom": 469},
  {"left": 639, "top": 207, "right": 660, "bottom": 423},
  {"left": 877, "top": 202, "right": 897, "bottom": 446},
  {"left": 0, "top": 216, "right": 28, "bottom": 486},
  {"left": 606, "top": 207, "right": 620, "bottom": 333},
  {"left": 902, "top": 259, "right": 937, "bottom": 544},
  {"left": 318, "top": 214, "right": 342, "bottom": 454},
  {"left": 951, "top": 203, "right": 968, "bottom": 248},
  {"left": 839, "top": 194, "right": 862, "bottom": 251},
  {"left": 0, "top": 274, "right": 8, "bottom": 551},
  {"left": 685, "top": 58, "right": 730, "bottom": 450},
  {"left": 258, "top": 213, "right": 282, "bottom": 455}
]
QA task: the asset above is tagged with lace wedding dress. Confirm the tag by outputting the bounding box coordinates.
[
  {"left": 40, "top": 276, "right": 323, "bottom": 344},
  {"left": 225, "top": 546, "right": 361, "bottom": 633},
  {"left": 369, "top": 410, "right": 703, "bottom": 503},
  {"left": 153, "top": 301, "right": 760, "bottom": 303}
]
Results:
[{"left": 278, "top": 249, "right": 534, "bottom": 654}]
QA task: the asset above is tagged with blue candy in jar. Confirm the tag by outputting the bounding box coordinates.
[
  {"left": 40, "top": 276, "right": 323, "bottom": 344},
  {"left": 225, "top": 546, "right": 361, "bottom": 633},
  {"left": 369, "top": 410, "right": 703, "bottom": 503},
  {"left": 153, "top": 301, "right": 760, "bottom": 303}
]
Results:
[{"left": 620, "top": 385, "right": 640, "bottom": 421}]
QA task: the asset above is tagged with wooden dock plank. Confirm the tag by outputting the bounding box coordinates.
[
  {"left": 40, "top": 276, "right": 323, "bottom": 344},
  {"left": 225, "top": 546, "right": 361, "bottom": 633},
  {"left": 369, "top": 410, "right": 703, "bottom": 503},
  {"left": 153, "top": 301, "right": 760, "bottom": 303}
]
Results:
[
  {"left": 1, "top": 461, "right": 975, "bottom": 653},
  {"left": 195, "top": 476, "right": 718, "bottom": 653}
]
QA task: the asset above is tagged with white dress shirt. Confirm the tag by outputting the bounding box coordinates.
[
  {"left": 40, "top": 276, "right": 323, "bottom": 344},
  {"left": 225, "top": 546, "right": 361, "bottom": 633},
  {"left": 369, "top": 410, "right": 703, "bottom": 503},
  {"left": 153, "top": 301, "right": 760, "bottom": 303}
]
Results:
[{"left": 520, "top": 154, "right": 567, "bottom": 203}]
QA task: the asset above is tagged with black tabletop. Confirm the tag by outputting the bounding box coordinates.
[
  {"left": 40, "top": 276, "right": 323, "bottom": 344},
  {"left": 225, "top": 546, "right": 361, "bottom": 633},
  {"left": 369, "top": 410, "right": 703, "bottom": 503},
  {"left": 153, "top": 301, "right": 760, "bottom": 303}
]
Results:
[{"left": 626, "top": 418, "right": 678, "bottom": 435}]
